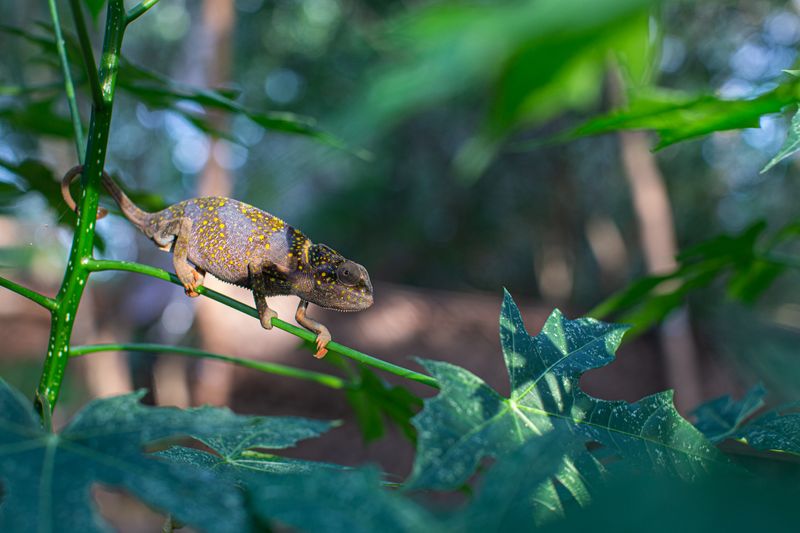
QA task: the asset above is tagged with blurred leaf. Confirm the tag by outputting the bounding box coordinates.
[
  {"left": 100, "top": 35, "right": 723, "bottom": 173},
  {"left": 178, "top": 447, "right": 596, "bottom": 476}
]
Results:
[
  {"left": 407, "top": 292, "right": 730, "bottom": 505},
  {"left": 83, "top": 0, "right": 106, "bottom": 21},
  {"left": 542, "top": 469, "right": 798, "bottom": 532},
  {"left": 0, "top": 379, "right": 254, "bottom": 533},
  {"left": 248, "top": 467, "right": 442, "bottom": 533},
  {"left": 158, "top": 416, "right": 341, "bottom": 485},
  {"left": 0, "top": 98, "right": 75, "bottom": 139},
  {"left": 693, "top": 384, "right": 766, "bottom": 444},
  {"left": 457, "top": 432, "right": 604, "bottom": 526},
  {"left": 570, "top": 83, "right": 799, "bottom": 149},
  {"left": 117, "top": 60, "right": 350, "bottom": 150},
  {"left": 361, "top": 0, "right": 655, "bottom": 179},
  {"left": 591, "top": 221, "right": 799, "bottom": 334},
  {"left": 345, "top": 367, "right": 422, "bottom": 443},
  {"left": 762, "top": 107, "right": 800, "bottom": 172},
  {"left": 0, "top": 246, "right": 36, "bottom": 269}
]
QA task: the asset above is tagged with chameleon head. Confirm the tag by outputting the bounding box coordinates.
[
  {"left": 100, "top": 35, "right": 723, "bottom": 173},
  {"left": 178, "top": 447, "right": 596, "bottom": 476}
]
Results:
[{"left": 301, "top": 243, "right": 374, "bottom": 312}]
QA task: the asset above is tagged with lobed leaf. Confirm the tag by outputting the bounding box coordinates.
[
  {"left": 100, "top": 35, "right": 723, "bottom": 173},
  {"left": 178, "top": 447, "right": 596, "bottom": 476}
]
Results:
[
  {"left": 693, "top": 384, "right": 766, "bottom": 443},
  {"left": 248, "top": 467, "right": 442, "bottom": 533},
  {"left": 408, "top": 291, "right": 731, "bottom": 497},
  {"left": 0, "top": 379, "right": 262, "bottom": 533},
  {"left": 158, "top": 416, "right": 342, "bottom": 486}
]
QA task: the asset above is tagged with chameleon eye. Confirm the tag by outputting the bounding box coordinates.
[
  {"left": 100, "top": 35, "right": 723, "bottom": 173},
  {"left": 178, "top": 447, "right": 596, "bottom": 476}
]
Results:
[{"left": 336, "top": 263, "right": 360, "bottom": 286}]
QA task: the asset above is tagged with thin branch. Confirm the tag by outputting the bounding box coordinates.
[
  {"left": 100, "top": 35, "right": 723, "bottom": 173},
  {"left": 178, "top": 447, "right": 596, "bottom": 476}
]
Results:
[
  {"left": 68, "top": 0, "right": 103, "bottom": 108},
  {"left": 69, "top": 343, "right": 348, "bottom": 390},
  {"left": 46, "top": 0, "right": 85, "bottom": 162},
  {"left": 0, "top": 275, "right": 57, "bottom": 312},
  {"left": 84, "top": 259, "right": 440, "bottom": 389},
  {"left": 126, "top": 0, "right": 163, "bottom": 26}
]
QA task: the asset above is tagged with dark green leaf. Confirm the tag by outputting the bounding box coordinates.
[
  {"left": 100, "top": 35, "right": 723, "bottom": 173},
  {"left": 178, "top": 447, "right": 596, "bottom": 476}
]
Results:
[
  {"left": 117, "top": 61, "right": 350, "bottom": 150},
  {"left": 248, "top": 467, "right": 442, "bottom": 533},
  {"left": 570, "top": 84, "right": 798, "bottom": 149},
  {"left": 735, "top": 404, "right": 800, "bottom": 456},
  {"left": 543, "top": 469, "right": 798, "bottom": 533},
  {"left": 0, "top": 379, "right": 258, "bottom": 533},
  {"left": 0, "top": 99, "right": 75, "bottom": 139},
  {"left": 345, "top": 367, "right": 422, "bottom": 443},
  {"left": 762, "top": 108, "right": 800, "bottom": 172},
  {"left": 458, "top": 431, "right": 604, "bottom": 526},
  {"left": 692, "top": 384, "right": 766, "bottom": 443},
  {"left": 158, "top": 416, "right": 341, "bottom": 485},
  {"left": 408, "top": 292, "right": 730, "bottom": 495}
]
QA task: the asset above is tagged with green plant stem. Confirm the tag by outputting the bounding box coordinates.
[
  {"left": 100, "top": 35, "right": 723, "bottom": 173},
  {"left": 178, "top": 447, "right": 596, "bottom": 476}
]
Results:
[
  {"left": 69, "top": 343, "right": 347, "bottom": 389},
  {"left": 0, "top": 275, "right": 58, "bottom": 311},
  {"left": 85, "top": 259, "right": 440, "bottom": 389},
  {"left": 46, "top": 0, "right": 85, "bottom": 162},
  {"left": 126, "top": 0, "right": 162, "bottom": 26},
  {"left": 37, "top": 0, "right": 127, "bottom": 416},
  {"left": 68, "top": 0, "right": 103, "bottom": 108}
]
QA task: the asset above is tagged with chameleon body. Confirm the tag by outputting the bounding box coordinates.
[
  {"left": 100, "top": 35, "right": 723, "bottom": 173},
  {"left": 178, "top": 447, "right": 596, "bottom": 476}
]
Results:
[{"left": 61, "top": 166, "right": 373, "bottom": 357}]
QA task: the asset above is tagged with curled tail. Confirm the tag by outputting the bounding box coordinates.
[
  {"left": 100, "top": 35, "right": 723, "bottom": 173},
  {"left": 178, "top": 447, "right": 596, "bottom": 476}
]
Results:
[{"left": 61, "top": 165, "right": 150, "bottom": 229}]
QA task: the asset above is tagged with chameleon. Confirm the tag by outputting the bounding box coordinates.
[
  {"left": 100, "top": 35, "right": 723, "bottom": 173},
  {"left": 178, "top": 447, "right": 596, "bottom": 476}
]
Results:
[{"left": 61, "top": 165, "right": 373, "bottom": 358}]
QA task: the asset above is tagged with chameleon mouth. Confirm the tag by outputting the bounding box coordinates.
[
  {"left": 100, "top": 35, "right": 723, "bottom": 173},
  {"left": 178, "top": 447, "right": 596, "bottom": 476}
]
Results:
[{"left": 318, "top": 292, "right": 373, "bottom": 312}]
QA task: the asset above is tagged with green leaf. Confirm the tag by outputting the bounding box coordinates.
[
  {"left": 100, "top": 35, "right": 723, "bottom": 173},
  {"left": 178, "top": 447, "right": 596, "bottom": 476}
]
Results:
[
  {"left": 345, "top": 367, "right": 423, "bottom": 443},
  {"left": 458, "top": 430, "right": 604, "bottom": 526},
  {"left": 248, "top": 467, "right": 442, "bottom": 533},
  {"left": 542, "top": 469, "right": 798, "bottom": 532},
  {"left": 117, "top": 61, "right": 350, "bottom": 150},
  {"left": 158, "top": 416, "right": 341, "bottom": 485},
  {"left": 0, "top": 379, "right": 259, "bottom": 532},
  {"left": 762, "top": 108, "right": 800, "bottom": 172},
  {"left": 734, "top": 403, "right": 800, "bottom": 456},
  {"left": 83, "top": 0, "right": 107, "bottom": 21},
  {"left": 408, "top": 292, "right": 730, "bottom": 494},
  {"left": 590, "top": 221, "right": 796, "bottom": 334},
  {"left": 0, "top": 98, "right": 75, "bottom": 139},
  {"left": 692, "top": 384, "right": 766, "bottom": 443},
  {"left": 571, "top": 84, "right": 799, "bottom": 150}
]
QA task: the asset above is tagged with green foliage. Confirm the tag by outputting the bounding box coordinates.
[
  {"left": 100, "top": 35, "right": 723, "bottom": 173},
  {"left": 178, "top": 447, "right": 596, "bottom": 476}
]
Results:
[
  {"left": 591, "top": 221, "right": 798, "bottom": 335},
  {"left": 695, "top": 385, "right": 800, "bottom": 456},
  {"left": 0, "top": 378, "right": 257, "bottom": 532},
  {"left": 693, "top": 384, "right": 766, "bottom": 444},
  {"left": 0, "top": 22, "right": 348, "bottom": 150},
  {"left": 158, "top": 416, "right": 341, "bottom": 484},
  {"left": 2, "top": 292, "right": 799, "bottom": 531},
  {"left": 408, "top": 292, "right": 728, "bottom": 491},
  {"left": 248, "top": 467, "right": 441, "bottom": 533},
  {"left": 570, "top": 82, "right": 800, "bottom": 149},
  {"left": 763, "top": 107, "right": 800, "bottom": 172},
  {"left": 360, "top": 0, "right": 656, "bottom": 178},
  {"left": 345, "top": 367, "right": 422, "bottom": 443}
]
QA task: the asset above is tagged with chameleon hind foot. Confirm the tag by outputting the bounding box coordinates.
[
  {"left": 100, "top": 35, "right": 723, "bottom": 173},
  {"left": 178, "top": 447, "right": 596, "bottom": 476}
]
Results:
[
  {"left": 180, "top": 267, "right": 205, "bottom": 298},
  {"left": 295, "top": 300, "right": 331, "bottom": 358}
]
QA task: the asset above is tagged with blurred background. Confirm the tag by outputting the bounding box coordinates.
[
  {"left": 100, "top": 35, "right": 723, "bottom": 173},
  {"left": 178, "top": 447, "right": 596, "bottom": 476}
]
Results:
[{"left": 1, "top": 1, "right": 800, "bottom": 520}]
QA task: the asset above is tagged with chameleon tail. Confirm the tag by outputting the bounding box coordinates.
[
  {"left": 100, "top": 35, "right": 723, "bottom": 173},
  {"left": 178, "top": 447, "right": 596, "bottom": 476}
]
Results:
[{"left": 61, "top": 165, "right": 150, "bottom": 229}]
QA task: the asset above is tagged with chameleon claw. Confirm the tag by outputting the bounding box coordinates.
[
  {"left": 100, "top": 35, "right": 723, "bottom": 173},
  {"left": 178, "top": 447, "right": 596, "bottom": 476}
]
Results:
[
  {"left": 184, "top": 286, "right": 200, "bottom": 298},
  {"left": 313, "top": 331, "right": 331, "bottom": 359},
  {"left": 260, "top": 308, "right": 278, "bottom": 330}
]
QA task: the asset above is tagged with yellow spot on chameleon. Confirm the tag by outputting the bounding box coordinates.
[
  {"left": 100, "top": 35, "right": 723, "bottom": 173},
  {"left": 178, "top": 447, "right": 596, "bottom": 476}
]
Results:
[{"left": 265, "top": 243, "right": 270, "bottom": 249}]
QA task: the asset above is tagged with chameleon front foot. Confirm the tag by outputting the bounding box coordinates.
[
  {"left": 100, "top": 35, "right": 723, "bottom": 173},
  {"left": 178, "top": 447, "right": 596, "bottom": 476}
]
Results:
[
  {"left": 313, "top": 330, "right": 332, "bottom": 359},
  {"left": 296, "top": 300, "right": 332, "bottom": 358}
]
